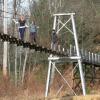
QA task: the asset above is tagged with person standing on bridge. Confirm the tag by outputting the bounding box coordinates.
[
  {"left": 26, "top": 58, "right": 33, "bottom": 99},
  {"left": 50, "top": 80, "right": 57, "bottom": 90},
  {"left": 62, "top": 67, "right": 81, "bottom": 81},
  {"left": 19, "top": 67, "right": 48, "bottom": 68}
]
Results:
[
  {"left": 51, "top": 29, "right": 58, "bottom": 51},
  {"left": 29, "top": 20, "right": 38, "bottom": 44},
  {"left": 13, "top": 15, "right": 28, "bottom": 41}
]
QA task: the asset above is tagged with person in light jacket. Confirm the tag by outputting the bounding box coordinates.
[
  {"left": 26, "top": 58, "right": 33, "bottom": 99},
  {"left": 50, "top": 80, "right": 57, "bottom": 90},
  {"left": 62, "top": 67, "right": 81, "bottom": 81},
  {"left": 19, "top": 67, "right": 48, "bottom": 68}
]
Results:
[{"left": 29, "top": 21, "right": 38, "bottom": 43}]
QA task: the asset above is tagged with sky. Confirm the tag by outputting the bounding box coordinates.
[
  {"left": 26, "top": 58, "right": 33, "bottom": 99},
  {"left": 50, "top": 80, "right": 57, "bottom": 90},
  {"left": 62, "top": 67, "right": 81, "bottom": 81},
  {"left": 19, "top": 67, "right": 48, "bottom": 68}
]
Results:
[
  {"left": 6, "top": 0, "right": 30, "bottom": 18},
  {"left": 7, "top": 0, "right": 29, "bottom": 12},
  {"left": 0, "top": 0, "right": 31, "bottom": 23},
  {"left": 2, "top": 0, "right": 39, "bottom": 20}
]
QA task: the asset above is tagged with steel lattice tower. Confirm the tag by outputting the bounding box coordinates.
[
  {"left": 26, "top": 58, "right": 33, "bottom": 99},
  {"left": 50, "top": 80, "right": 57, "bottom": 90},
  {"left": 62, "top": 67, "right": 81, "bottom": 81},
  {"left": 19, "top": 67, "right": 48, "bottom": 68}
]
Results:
[{"left": 45, "top": 13, "right": 86, "bottom": 97}]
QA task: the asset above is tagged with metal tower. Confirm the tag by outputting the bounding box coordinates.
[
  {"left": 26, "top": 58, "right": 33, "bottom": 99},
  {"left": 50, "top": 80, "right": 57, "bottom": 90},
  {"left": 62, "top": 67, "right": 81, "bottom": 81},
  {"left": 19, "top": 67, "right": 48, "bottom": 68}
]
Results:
[{"left": 45, "top": 13, "right": 86, "bottom": 97}]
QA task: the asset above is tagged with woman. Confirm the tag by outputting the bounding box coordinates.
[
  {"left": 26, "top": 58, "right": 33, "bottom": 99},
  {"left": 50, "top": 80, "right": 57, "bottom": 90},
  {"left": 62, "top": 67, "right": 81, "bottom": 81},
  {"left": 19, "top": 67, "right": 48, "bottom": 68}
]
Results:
[{"left": 13, "top": 15, "right": 28, "bottom": 40}]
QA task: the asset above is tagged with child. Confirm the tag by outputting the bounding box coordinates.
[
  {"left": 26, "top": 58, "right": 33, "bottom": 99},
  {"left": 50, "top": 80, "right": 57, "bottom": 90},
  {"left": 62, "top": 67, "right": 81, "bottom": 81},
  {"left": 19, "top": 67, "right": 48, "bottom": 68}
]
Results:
[{"left": 29, "top": 21, "right": 37, "bottom": 43}]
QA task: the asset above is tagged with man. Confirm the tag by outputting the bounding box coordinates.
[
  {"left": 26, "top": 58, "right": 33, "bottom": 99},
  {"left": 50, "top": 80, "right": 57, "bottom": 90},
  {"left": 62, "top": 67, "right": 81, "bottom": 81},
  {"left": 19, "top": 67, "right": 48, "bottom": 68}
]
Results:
[{"left": 51, "top": 30, "right": 58, "bottom": 51}]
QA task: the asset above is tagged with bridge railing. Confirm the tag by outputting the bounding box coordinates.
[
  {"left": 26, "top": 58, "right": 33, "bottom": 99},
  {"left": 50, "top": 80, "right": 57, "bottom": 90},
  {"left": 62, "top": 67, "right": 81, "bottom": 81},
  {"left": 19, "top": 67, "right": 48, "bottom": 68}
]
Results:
[
  {"left": 68, "top": 45, "right": 100, "bottom": 65},
  {"left": 0, "top": 32, "right": 99, "bottom": 65}
]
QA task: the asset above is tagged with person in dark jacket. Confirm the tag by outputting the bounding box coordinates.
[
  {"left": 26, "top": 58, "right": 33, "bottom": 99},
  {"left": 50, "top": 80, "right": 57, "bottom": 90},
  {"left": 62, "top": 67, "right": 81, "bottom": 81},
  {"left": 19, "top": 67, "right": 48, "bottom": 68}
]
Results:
[
  {"left": 51, "top": 30, "right": 58, "bottom": 51},
  {"left": 13, "top": 15, "right": 28, "bottom": 40}
]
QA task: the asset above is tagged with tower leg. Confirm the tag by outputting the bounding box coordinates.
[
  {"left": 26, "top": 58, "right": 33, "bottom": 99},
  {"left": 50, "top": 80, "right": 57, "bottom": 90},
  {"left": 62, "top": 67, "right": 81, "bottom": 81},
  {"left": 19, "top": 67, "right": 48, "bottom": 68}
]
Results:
[
  {"left": 71, "top": 14, "right": 86, "bottom": 95},
  {"left": 50, "top": 62, "right": 55, "bottom": 84},
  {"left": 45, "top": 60, "right": 52, "bottom": 98}
]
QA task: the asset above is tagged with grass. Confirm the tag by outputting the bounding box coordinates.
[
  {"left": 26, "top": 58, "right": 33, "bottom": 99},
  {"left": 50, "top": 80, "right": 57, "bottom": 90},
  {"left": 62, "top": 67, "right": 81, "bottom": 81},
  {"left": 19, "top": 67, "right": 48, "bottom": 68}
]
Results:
[{"left": 0, "top": 63, "right": 100, "bottom": 100}]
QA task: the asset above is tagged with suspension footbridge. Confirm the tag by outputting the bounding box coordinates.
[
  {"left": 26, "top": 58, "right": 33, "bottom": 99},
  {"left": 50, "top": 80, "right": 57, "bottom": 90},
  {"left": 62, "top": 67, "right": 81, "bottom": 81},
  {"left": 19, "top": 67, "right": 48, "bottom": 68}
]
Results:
[{"left": 0, "top": 13, "right": 100, "bottom": 98}]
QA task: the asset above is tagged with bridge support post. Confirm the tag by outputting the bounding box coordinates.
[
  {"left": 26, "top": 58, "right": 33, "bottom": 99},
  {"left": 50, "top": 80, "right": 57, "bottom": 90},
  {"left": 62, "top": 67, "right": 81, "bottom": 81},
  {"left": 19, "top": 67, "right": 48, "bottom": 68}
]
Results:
[
  {"left": 50, "top": 15, "right": 57, "bottom": 85},
  {"left": 45, "top": 13, "right": 86, "bottom": 97},
  {"left": 71, "top": 14, "right": 86, "bottom": 95},
  {"left": 45, "top": 56, "right": 52, "bottom": 97},
  {"left": 3, "top": 0, "right": 8, "bottom": 79}
]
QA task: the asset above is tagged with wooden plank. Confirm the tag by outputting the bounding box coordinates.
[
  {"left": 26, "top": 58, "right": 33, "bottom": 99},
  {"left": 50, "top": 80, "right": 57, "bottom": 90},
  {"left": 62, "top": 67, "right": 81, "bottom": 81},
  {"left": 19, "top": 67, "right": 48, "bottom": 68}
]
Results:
[{"left": 73, "top": 95, "right": 100, "bottom": 100}]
